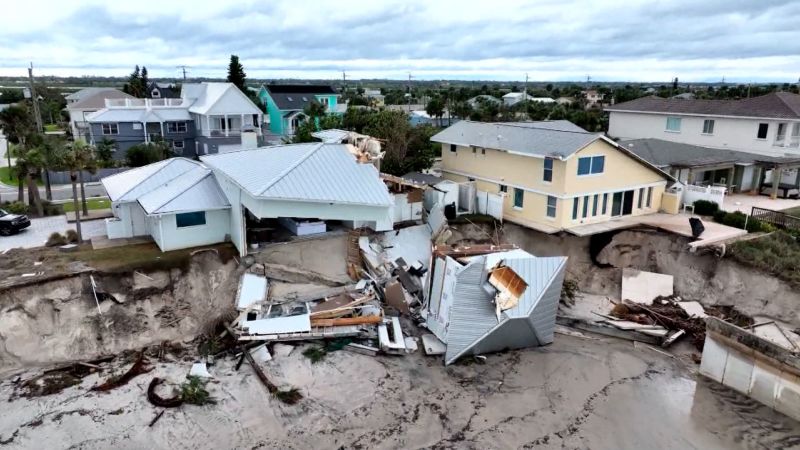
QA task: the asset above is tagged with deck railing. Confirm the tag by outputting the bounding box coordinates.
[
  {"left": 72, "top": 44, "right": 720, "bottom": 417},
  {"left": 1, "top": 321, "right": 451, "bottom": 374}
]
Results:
[{"left": 751, "top": 207, "right": 800, "bottom": 231}]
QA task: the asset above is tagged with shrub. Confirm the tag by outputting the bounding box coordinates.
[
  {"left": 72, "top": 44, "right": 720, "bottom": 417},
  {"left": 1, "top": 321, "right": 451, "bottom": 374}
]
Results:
[
  {"left": 3, "top": 201, "right": 29, "bottom": 215},
  {"left": 712, "top": 209, "right": 727, "bottom": 223},
  {"left": 41, "top": 200, "right": 64, "bottom": 217},
  {"left": 180, "top": 376, "right": 216, "bottom": 405},
  {"left": 712, "top": 210, "right": 773, "bottom": 233},
  {"left": 693, "top": 200, "right": 719, "bottom": 216},
  {"left": 65, "top": 229, "right": 79, "bottom": 243},
  {"left": 730, "top": 231, "right": 800, "bottom": 287},
  {"left": 45, "top": 232, "right": 67, "bottom": 247}
]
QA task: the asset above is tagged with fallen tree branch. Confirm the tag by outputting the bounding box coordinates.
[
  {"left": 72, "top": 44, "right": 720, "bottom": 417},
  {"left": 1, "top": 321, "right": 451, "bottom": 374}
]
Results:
[
  {"left": 91, "top": 353, "right": 152, "bottom": 392},
  {"left": 147, "top": 378, "right": 184, "bottom": 408},
  {"left": 148, "top": 410, "right": 165, "bottom": 427},
  {"left": 244, "top": 350, "right": 303, "bottom": 405}
]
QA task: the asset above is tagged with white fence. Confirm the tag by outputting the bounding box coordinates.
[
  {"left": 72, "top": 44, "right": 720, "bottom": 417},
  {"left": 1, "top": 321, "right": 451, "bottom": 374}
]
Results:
[{"left": 681, "top": 184, "right": 726, "bottom": 207}]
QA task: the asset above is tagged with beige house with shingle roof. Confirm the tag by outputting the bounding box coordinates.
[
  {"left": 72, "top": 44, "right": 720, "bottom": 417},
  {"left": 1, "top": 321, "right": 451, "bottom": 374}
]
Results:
[{"left": 66, "top": 88, "right": 134, "bottom": 140}]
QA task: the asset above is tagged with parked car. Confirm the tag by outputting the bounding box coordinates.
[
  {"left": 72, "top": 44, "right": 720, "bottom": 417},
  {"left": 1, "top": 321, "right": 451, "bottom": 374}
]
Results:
[{"left": 0, "top": 208, "right": 31, "bottom": 236}]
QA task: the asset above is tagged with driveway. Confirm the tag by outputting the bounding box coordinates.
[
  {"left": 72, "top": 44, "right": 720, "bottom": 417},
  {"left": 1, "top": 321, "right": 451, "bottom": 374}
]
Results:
[{"left": 0, "top": 216, "right": 106, "bottom": 251}]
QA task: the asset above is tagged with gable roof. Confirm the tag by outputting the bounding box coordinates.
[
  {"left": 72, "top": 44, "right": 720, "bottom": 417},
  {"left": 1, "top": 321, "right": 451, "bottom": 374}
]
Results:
[
  {"left": 86, "top": 107, "right": 191, "bottom": 123},
  {"left": 66, "top": 87, "right": 121, "bottom": 102},
  {"left": 431, "top": 120, "right": 599, "bottom": 159},
  {"left": 263, "top": 84, "right": 338, "bottom": 110},
  {"left": 67, "top": 89, "right": 134, "bottom": 110},
  {"left": 182, "top": 82, "right": 261, "bottom": 115},
  {"left": 607, "top": 92, "right": 800, "bottom": 120},
  {"left": 201, "top": 143, "right": 392, "bottom": 206},
  {"left": 101, "top": 158, "right": 229, "bottom": 214}
]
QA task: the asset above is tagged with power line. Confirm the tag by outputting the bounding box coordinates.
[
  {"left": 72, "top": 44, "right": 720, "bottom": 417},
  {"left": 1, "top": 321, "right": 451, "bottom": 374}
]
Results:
[{"left": 176, "top": 65, "right": 190, "bottom": 81}]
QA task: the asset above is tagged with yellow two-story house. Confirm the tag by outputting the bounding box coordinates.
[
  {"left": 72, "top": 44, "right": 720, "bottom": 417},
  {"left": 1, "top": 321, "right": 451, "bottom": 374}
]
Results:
[{"left": 431, "top": 120, "right": 675, "bottom": 234}]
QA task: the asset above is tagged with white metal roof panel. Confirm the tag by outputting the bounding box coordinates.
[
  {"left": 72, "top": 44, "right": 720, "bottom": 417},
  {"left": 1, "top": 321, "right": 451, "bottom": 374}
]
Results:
[
  {"left": 312, "top": 129, "right": 350, "bottom": 143},
  {"left": 138, "top": 166, "right": 229, "bottom": 214},
  {"left": 102, "top": 158, "right": 200, "bottom": 202},
  {"left": 201, "top": 143, "right": 392, "bottom": 206},
  {"left": 86, "top": 108, "right": 146, "bottom": 122},
  {"left": 236, "top": 273, "right": 269, "bottom": 310}
]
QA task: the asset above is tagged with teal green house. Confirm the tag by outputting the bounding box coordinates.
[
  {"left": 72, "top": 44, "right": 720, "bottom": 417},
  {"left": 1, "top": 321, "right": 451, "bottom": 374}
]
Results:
[{"left": 257, "top": 84, "right": 344, "bottom": 136}]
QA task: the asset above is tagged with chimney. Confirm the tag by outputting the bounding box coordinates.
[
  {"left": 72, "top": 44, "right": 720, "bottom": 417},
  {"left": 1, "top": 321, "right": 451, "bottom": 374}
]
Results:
[{"left": 240, "top": 125, "right": 258, "bottom": 149}]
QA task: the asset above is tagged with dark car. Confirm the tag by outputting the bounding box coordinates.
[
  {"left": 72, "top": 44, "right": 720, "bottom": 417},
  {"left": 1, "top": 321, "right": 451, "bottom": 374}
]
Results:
[{"left": 0, "top": 208, "right": 31, "bottom": 236}]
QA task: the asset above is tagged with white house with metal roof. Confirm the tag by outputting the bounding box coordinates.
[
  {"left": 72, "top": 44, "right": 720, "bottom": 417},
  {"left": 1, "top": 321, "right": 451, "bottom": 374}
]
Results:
[
  {"left": 100, "top": 142, "right": 394, "bottom": 255},
  {"left": 101, "top": 158, "right": 231, "bottom": 251}
]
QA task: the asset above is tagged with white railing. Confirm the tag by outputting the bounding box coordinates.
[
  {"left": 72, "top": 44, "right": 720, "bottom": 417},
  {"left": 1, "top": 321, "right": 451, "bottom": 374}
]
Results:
[
  {"left": 105, "top": 98, "right": 186, "bottom": 108},
  {"left": 681, "top": 184, "right": 726, "bottom": 207}
]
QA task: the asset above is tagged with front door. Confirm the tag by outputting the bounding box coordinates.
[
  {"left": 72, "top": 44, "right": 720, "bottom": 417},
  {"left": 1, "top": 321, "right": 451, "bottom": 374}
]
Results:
[{"left": 622, "top": 190, "right": 634, "bottom": 215}]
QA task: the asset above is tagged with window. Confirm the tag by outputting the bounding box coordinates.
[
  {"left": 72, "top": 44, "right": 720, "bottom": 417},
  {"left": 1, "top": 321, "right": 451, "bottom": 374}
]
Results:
[
  {"left": 602, "top": 193, "right": 608, "bottom": 215},
  {"left": 499, "top": 184, "right": 507, "bottom": 193},
  {"left": 449, "top": 144, "right": 457, "bottom": 153},
  {"left": 176, "top": 211, "right": 206, "bottom": 228},
  {"left": 776, "top": 123, "right": 787, "bottom": 143},
  {"left": 481, "top": 148, "right": 486, "bottom": 155},
  {"left": 665, "top": 117, "right": 681, "bottom": 132},
  {"left": 638, "top": 188, "right": 645, "bottom": 208},
  {"left": 101, "top": 123, "right": 118, "bottom": 135},
  {"left": 543, "top": 157, "right": 553, "bottom": 182},
  {"left": 757, "top": 123, "right": 769, "bottom": 139},
  {"left": 132, "top": 123, "right": 143, "bottom": 130},
  {"left": 472, "top": 147, "right": 477, "bottom": 154},
  {"left": 592, "top": 194, "right": 599, "bottom": 216},
  {"left": 582, "top": 195, "right": 589, "bottom": 218},
  {"left": 172, "top": 140, "right": 185, "bottom": 150},
  {"left": 167, "top": 122, "right": 188, "bottom": 133},
  {"left": 577, "top": 156, "right": 605, "bottom": 175},
  {"left": 513, "top": 188, "right": 524, "bottom": 208},
  {"left": 702, "top": 119, "right": 715, "bottom": 134},
  {"left": 319, "top": 97, "right": 329, "bottom": 106},
  {"left": 572, "top": 198, "right": 579, "bottom": 220},
  {"left": 646, "top": 187, "right": 653, "bottom": 207},
  {"left": 546, "top": 196, "right": 557, "bottom": 218},
  {"left": 151, "top": 89, "right": 161, "bottom": 98}
]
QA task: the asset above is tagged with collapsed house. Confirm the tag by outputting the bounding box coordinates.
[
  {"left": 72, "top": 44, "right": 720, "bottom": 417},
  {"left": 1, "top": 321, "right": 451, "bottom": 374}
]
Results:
[{"left": 424, "top": 246, "right": 568, "bottom": 365}]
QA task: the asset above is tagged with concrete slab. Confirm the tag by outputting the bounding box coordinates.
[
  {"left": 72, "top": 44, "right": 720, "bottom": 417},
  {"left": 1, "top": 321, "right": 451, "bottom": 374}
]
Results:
[
  {"left": 724, "top": 193, "right": 800, "bottom": 214},
  {"left": 722, "top": 348, "right": 755, "bottom": 394},
  {"left": 0, "top": 216, "right": 106, "bottom": 251},
  {"left": 621, "top": 268, "right": 673, "bottom": 304}
]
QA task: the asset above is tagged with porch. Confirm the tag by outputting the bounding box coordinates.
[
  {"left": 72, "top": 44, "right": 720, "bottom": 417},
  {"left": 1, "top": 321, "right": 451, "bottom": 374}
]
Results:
[{"left": 199, "top": 114, "right": 262, "bottom": 138}]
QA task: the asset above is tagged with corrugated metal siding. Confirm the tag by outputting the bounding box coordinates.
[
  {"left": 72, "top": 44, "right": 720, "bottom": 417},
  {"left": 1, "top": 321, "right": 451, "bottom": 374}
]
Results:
[
  {"left": 444, "top": 258, "right": 499, "bottom": 364},
  {"left": 527, "top": 261, "right": 567, "bottom": 345},
  {"left": 468, "top": 318, "right": 540, "bottom": 357}
]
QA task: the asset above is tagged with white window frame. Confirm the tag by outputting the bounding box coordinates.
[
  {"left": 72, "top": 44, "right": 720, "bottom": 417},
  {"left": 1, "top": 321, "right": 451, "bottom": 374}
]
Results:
[
  {"left": 101, "top": 123, "right": 118, "bottom": 135},
  {"left": 702, "top": 119, "right": 715, "bottom": 135},
  {"left": 167, "top": 122, "right": 188, "bottom": 133},
  {"left": 577, "top": 155, "right": 605, "bottom": 176},
  {"left": 546, "top": 196, "right": 557, "bottom": 218},
  {"left": 172, "top": 140, "right": 185, "bottom": 150},
  {"left": 665, "top": 117, "right": 681, "bottom": 133}
]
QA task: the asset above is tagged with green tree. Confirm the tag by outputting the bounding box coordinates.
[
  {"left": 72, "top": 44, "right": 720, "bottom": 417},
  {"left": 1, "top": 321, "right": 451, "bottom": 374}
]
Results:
[
  {"left": 363, "top": 110, "right": 435, "bottom": 176},
  {"left": 39, "top": 135, "right": 67, "bottom": 200},
  {"left": 62, "top": 145, "right": 92, "bottom": 241},
  {"left": 125, "top": 141, "right": 172, "bottom": 167},
  {"left": 68, "top": 141, "right": 97, "bottom": 217},
  {"left": 15, "top": 147, "right": 44, "bottom": 216},
  {"left": 0, "top": 104, "right": 38, "bottom": 201},
  {"left": 123, "top": 65, "right": 144, "bottom": 97},
  {"left": 227, "top": 55, "right": 247, "bottom": 93},
  {"left": 425, "top": 96, "right": 445, "bottom": 127},
  {"left": 451, "top": 101, "right": 472, "bottom": 120},
  {"left": 95, "top": 138, "right": 116, "bottom": 167},
  {"left": 141, "top": 66, "right": 149, "bottom": 96}
]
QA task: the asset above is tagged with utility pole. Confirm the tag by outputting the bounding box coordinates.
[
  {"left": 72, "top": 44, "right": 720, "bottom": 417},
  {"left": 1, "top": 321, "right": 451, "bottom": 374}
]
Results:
[
  {"left": 524, "top": 73, "right": 528, "bottom": 102},
  {"left": 176, "top": 65, "right": 190, "bottom": 81},
  {"left": 342, "top": 70, "right": 347, "bottom": 94},
  {"left": 407, "top": 72, "right": 413, "bottom": 113},
  {"left": 27, "top": 63, "right": 43, "bottom": 133}
]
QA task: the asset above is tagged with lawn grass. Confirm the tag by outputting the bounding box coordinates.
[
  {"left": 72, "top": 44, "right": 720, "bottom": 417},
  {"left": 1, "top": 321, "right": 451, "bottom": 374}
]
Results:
[
  {"left": 729, "top": 231, "right": 800, "bottom": 288},
  {"left": 0, "top": 166, "right": 44, "bottom": 186},
  {"left": 61, "top": 197, "right": 111, "bottom": 212},
  {"left": 43, "top": 124, "right": 63, "bottom": 132}
]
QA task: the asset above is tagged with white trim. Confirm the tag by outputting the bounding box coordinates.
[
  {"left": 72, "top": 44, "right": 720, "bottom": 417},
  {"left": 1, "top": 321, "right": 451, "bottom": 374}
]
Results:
[{"left": 441, "top": 168, "right": 667, "bottom": 199}]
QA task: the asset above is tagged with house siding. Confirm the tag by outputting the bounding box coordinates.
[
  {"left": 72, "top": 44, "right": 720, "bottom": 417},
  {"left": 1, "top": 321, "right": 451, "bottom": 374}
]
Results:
[
  {"left": 608, "top": 111, "right": 800, "bottom": 157},
  {"left": 154, "top": 209, "right": 230, "bottom": 252},
  {"left": 90, "top": 121, "right": 197, "bottom": 160},
  {"left": 440, "top": 139, "right": 667, "bottom": 232}
]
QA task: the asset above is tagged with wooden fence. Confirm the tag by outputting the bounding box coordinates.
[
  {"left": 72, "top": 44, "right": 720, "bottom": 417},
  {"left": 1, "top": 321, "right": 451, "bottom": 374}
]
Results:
[{"left": 751, "top": 207, "right": 800, "bottom": 231}]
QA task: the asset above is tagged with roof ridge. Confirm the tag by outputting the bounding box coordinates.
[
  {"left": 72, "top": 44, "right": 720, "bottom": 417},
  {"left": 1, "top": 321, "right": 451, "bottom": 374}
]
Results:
[
  {"left": 149, "top": 167, "right": 210, "bottom": 212},
  {"left": 463, "top": 120, "right": 592, "bottom": 136},
  {"left": 257, "top": 143, "right": 325, "bottom": 195},
  {"left": 112, "top": 158, "right": 175, "bottom": 200}
]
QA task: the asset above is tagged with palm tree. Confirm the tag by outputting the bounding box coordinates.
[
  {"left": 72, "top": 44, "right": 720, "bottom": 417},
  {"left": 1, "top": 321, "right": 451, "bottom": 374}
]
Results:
[
  {"left": 15, "top": 148, "right": 44, "bottom": 217},
  {"left": 62, "top": 145, "right": 92, "bottom": 242},
  {"left": 69, "top": 140, "right": 97, "bottom": 217}
]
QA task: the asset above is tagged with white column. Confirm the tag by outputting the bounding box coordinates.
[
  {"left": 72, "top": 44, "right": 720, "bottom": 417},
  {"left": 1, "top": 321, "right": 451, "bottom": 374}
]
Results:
[
  {"left": 206, "top": 115, "right": 211, "bottom": 136},
  {"left": 240, "top": 114, "right": 245, "bottom": 133},
  {"left": 159, "top": 122, "right": 164, "bottom": 140},
  {"left": 224, "top": 114, "right": 229, "bottom": 137},
  {"left": 143, "top": 121, "right": 148, "bottom": 143}
]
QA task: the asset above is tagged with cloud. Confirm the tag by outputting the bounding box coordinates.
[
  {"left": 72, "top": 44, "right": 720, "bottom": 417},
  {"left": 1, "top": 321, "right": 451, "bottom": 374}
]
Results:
[{"left": 1, "top": 0, "right": 799, "bottom": 82}]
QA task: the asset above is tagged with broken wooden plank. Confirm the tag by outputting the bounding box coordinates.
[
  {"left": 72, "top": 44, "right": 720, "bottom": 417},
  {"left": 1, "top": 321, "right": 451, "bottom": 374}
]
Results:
[
  {"left": 310, "top": 315, "right": 383, "bottom": 327},
  {"left": 662, "top": 329, "right": 686, "bottom": 348},
  {"left": 556, "top": 317, "right": 662, "bottom": 345}
]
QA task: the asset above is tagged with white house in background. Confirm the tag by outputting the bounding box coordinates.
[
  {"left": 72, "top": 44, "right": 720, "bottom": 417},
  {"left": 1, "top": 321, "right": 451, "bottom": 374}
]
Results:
[
  {"left": 101, "top": 142, "right": 394, "bottom": 255},
  {"left": 66, "top": 88, "right": 135, "bottom": 140},
  {"left": 502, "top": 92, "right": 555, "bottom": 107},
  {"left": 607, "top": 92, "right": 800, "bottom": 157}
]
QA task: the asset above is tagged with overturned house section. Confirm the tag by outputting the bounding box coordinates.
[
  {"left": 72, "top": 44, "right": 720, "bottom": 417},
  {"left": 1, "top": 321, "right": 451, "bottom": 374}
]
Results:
[{"left": 425, "top": 248, "right": 568, "bottom": 365}]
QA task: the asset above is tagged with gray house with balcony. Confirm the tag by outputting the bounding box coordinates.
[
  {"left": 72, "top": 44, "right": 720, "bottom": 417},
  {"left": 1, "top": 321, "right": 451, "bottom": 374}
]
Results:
[{"left": 86, "top": 82, "right": 263, "bottom": 160}]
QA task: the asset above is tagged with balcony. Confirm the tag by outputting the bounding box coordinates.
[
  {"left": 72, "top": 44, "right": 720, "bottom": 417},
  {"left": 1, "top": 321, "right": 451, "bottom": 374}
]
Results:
[{"left": 104, "top": 98, "right": 186, "bottom": 108}]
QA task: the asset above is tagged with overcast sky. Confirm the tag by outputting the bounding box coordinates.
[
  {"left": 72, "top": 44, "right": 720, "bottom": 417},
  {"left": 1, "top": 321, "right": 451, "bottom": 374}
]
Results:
[{"left": 2, "top": 0, "right": 799, "bottom": 83}]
